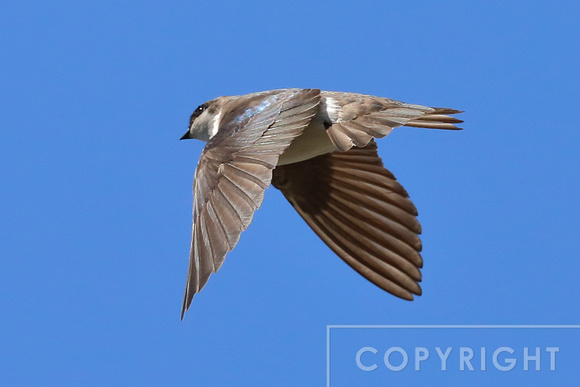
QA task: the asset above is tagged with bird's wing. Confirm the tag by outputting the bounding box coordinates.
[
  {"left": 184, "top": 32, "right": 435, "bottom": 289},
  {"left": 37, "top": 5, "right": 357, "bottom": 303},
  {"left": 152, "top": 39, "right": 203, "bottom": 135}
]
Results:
[
  {"left": 272, "top": 140, "right": 423, "bottom": 300},
  {"left": 320, "top": 91, "right": 463, "bottom": 151},
  {"left": 182, "top": 89, "right": 321, "bottom": 318}
]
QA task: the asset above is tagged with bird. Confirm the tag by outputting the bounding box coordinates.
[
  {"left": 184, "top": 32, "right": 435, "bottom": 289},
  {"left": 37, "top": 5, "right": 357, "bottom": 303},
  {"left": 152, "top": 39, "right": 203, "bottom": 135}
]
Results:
[{"left": 179, "top": 88, "right": 462, "bottom": 319}]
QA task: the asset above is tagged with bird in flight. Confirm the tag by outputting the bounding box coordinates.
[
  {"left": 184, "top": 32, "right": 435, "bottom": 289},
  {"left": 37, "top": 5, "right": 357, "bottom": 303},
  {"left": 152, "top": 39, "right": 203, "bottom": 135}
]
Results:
[{"left": 179, "top": 88, "right": 462, "bottom": 319}]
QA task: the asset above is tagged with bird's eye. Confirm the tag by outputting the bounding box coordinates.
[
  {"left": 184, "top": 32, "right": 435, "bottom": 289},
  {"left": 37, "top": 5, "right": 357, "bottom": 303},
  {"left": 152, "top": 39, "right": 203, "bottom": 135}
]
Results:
[{"left": 189, "top": 104, "right": 208, "bottom": 127}]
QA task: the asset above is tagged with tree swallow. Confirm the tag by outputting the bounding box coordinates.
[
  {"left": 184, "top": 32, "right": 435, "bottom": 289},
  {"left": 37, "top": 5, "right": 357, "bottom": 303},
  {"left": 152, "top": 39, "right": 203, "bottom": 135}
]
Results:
[{"left": 179, "top": 88, "right": 462, "bottom": 319}]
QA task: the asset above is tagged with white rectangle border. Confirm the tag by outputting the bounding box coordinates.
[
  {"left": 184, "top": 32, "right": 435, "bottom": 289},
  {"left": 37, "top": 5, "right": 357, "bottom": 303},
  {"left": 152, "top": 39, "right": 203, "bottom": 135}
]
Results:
[{"left": 326, "top": 325, "right": 580, "bottom": 387}]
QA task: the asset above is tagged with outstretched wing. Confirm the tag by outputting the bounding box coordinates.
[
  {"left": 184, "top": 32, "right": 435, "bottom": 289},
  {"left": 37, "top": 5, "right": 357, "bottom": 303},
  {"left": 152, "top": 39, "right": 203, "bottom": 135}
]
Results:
[
  {"left": 182, "top": 89, "right": 321, "bottom": 318},
  {"left": 272, "top": 140, "right": 423, "bottom": 300},
  {"left": 320, "top": 91, "right": 463, "bottom": 151}
]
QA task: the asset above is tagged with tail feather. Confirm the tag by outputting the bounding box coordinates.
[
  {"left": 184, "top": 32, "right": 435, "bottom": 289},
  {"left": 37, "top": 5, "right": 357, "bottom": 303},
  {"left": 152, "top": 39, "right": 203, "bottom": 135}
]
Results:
[{"left": 405, "top": 108, "right": 463, "bottom": 130}]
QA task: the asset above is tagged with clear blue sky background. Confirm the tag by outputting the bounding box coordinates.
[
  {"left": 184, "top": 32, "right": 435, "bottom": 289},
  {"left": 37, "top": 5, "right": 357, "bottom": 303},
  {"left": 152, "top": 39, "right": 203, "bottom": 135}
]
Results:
[{"left": 1, "top": 1, "right": 579, "bottom": 385}]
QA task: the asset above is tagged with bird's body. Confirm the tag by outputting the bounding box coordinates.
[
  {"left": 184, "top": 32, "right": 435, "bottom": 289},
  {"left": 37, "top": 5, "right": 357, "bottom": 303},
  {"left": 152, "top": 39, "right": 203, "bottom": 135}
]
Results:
[{"left": 180, "top": 88, "right": 462, "bottom": 319}]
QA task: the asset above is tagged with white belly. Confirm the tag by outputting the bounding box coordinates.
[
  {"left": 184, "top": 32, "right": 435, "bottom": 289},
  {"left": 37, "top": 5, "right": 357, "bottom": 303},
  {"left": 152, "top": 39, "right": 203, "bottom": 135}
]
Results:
[{"left": 277, "top": 119, "right": 337, "bottom": 166}]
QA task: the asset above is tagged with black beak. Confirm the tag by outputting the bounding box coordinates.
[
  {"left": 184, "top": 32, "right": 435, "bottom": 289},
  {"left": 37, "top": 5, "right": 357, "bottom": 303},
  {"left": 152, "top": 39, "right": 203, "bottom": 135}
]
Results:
[{"left": 180, "top": 130, "right": 192, "bottom": 140}]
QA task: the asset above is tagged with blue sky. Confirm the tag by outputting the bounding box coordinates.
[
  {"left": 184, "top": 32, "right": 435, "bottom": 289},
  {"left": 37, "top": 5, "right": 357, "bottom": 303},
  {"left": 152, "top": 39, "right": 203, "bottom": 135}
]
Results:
[{"left": 1, "top": 1, "right": 579, "bottom": 385}]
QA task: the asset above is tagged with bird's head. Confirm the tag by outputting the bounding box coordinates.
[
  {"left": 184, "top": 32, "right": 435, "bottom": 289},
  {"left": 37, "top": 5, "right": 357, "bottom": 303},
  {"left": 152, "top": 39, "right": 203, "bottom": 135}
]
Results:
[{"left": 180, "top": 98, "right": 224, "bottom": 142}]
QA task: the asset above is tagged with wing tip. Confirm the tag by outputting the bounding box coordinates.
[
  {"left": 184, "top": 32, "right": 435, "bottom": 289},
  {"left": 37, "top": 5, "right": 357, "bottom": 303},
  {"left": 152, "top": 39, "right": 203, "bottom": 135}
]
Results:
[
  {"left": 181, "top": 293, "right": 192, "bottom": 321},
  {"left": 400, "top": 284, "right": 423, "bottom": 300}
]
